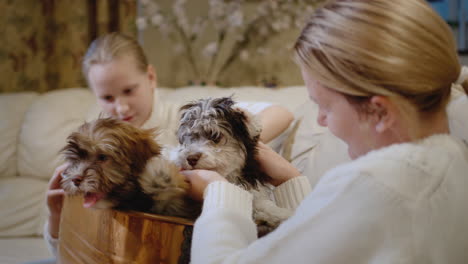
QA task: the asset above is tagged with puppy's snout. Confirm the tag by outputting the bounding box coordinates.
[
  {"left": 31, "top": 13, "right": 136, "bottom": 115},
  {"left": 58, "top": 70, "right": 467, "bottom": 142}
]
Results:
[
  {"left": 187, "top": 153, "right": 202, "bottom": 166},
  {"left": 72, "top": 176, "right": 84, "bottom": 187}
]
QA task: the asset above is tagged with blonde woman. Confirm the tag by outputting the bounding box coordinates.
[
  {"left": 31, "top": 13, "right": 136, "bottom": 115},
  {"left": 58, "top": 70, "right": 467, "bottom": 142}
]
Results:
[{"left": 183, "top": 0, "right": 468, "bottom": 263}]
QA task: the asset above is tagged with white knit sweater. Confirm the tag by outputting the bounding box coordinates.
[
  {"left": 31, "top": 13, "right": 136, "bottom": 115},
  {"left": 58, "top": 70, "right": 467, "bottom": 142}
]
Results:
[{"left": 192, "top": 134, "right": 468, "bottom": 263}]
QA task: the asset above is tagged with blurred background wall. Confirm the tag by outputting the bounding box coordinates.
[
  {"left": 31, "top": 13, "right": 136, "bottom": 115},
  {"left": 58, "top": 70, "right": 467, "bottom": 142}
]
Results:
[{"left": 1, "top": 0, "right": 468, "bottom": 93}]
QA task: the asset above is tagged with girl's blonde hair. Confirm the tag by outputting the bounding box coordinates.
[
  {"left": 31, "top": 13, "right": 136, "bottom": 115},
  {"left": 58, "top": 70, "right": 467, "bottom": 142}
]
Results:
[
  {"left": 82, "top": 32, "right": 148, "bottom": 80},
  {"left": 295, "top": 0, "right": 467, "bottom": 115}
]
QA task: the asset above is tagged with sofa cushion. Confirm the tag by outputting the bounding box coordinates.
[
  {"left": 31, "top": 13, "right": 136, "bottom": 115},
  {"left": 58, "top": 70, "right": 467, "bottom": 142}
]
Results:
[
  {"left": 0, "top": 92, "right": 38, "bottom": 179},
  {"left": 18, "top": 88, "right": 95, "bottom": 180},
  {"left": 0, "top": 177, "right": 48, "bottom": 237},
  {"left": 0, "top": 237, "right": 53, "bottom": 264},
  {"left": 161, "top": 85, "right": 308, "bottom": 112}
]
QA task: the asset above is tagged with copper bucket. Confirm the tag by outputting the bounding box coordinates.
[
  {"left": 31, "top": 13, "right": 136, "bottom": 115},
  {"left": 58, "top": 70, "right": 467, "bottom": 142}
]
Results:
[{"left": 57, "top": 195, "right": 193, "bottom": 264}]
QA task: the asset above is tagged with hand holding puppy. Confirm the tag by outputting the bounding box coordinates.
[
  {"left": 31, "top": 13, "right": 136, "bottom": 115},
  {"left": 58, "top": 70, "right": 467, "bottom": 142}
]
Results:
[
  {"left": 180, "top": 170, "right": 227, "bottom": 201},
  {"left": 256, "top": 142, "right": 301, "bottom": 187},
  {"left": 46, "top": 163, "right": 67, "bottom": 238}
]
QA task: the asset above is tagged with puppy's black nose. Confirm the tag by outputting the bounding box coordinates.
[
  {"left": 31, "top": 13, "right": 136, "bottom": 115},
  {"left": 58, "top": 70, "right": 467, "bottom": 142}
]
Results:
[
  {"left": 72, "top": 176, "right": 83, "bottom": 187},
  {"left": 187, "top": 153, "right": 202, "bottom": 166}
]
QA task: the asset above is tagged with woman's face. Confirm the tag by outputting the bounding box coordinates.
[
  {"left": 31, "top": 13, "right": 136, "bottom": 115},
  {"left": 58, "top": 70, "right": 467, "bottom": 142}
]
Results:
[
  {"left": 301, "top": 68, "right": 376, "bottom": 159},
  {"left": 88, "top": 55, "right": 156, "bottom": 128}
]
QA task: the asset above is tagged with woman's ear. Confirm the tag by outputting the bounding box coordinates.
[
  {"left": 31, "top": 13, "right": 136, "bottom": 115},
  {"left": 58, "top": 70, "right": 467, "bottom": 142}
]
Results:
[
  {"left": 369, "top": 96, "right": 397, "bottom": 133},
  {"left": 147, "top": 64, "right": 158, "bottom": 88}
]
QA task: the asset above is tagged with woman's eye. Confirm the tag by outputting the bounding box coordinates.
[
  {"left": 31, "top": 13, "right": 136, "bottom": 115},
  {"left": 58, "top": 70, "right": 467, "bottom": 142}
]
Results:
[
  {"left": 97, "top": 154, "right": 108, "bottom": 162},
  {"left": 124, "top": 88, "right": 133, "bottom": 95}
]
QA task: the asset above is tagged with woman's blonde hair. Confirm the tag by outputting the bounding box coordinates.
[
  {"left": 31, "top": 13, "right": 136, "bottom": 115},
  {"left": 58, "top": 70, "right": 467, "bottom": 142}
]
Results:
[
  {"left": 82, "top": 32, "right": 148, "bottom": 81},
  {"left": 295, "top": 0, "right": 467, "bottom": 115}
]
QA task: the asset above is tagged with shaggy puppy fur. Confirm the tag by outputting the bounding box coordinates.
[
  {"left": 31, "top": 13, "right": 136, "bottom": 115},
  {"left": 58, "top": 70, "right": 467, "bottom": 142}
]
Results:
[
  {"left": 60, "top": 118, "right": 201, "bottom": 219},
  {"left": 170, "top": 96, "right": 292, "bottom": 235}
]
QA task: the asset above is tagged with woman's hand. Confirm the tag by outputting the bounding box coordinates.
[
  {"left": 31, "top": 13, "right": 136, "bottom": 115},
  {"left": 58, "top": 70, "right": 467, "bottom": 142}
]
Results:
[
  {"left": 180, "top": 170, "right": 228, "bottom": 201},
  {"left": 256, "top": 142, "right": 301, "bottom": 186},
  {"left": 46, "top": 163, "right": 67, "bottom": 238}
]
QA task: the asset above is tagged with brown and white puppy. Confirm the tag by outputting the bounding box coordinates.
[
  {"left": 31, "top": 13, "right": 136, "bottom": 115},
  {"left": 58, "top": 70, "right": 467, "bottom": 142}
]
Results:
[
  {"left": 60, "top": 118, "right": 200, "bottom": 219},
  {"left": 170, "top": 96, "right": 293, "bottom": 235}
]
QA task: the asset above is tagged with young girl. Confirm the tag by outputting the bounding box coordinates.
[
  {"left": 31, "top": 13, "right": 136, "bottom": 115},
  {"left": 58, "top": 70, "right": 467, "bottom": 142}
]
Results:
[
  {"left": 44, "top": 32, "right": 294, "bottom": 256},
  {"left": 182, "top": 0, "right": 468, "bottom": 263}
]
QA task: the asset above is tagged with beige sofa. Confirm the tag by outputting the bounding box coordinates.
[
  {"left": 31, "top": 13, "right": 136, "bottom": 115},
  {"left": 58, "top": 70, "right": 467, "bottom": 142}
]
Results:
[
  {"left": 0, "top": 85, "right": 312, "bottom": 263},
  {"left": 0, "top": 85, "right": 466, "bottom": 263}
]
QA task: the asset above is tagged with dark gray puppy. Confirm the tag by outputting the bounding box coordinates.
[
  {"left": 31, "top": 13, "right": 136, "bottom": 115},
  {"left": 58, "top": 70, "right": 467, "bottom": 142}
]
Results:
[{"left": 170, "top": 97, "right": 293, "bottom": 235}]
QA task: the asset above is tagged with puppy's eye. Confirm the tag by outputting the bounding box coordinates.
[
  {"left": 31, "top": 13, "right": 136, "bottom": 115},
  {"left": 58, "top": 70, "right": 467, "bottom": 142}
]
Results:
[
  {"left": 191, "top": 133, "right": 200, "bottom": 140},
  {"left": 97, "top": 154, "right": 108, "bottom": 162},
  {"left": 212, "top": 134, "right": 223, "bottom": 144}
]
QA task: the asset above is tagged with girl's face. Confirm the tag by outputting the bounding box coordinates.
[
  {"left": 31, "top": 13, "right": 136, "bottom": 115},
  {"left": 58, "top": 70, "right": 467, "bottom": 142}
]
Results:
[
  {"left": 301, "top": 68, "right": 376, "bottom": 159},
  {"left": 88, "top": 55, "right": 156, "bottom": 128}
]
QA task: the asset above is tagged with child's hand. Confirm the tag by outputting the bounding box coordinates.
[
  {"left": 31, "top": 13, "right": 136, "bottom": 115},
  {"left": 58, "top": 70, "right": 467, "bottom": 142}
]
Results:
[
  {"left": 256, "top": 142, "right": 301, "bottom": 186},
  {"left": 180, "top": 170, "right": 227, "bottom": 201},
  {"left": 46, "top": 163, "right": 67, "bottom": 238}
]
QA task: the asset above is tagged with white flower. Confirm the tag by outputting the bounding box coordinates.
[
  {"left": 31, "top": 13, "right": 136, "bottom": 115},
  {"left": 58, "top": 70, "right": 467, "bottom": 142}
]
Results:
[
  {"left": 172, "top": 0, "right": 192, "bottom": 35},
  {"left": 271, "top": 17, "right": 290, "bottom": 32},
  {"left": 228, "top": 10, "right": 243, "bottom": 27},
  {"left": 136, "top": 17, "right": 148, "bottom": 30},
  {"left": 151, "top": 14, "right": 164, "bottom": 26},
  {"left": 140, "top": 0, "right": 150, "bottom": 6},
  {"left": 209, "top": 0, "right": 226, "bottom": 19},
  {"left": 136, "top": 0, "right": 321, "bottom": 83},
  {"left": 202, "top": 42, "right": 218, "bottom": 58},
  {"left": 271, "top": 21, "right": 282, "bottom": 32}
]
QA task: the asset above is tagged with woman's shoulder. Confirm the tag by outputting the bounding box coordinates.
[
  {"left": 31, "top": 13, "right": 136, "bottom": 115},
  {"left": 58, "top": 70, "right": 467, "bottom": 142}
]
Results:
[
  {"left": 317, "top": 134, "right": 467, "bottom": 200},
  {"left": 349, "top": 134, "right": 463, "bottom": 171}
]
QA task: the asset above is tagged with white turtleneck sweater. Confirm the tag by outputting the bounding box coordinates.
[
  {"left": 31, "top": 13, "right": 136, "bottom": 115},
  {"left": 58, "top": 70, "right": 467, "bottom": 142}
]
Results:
[{"left": 192, "top": 134, "right": 468, "bottom": 264}]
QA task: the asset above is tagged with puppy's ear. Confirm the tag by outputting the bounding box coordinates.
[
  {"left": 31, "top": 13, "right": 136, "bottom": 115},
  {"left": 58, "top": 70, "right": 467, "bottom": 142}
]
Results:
[
  {"left": 179, "top": 101, "right": 198, "bottom": 115},
  {"left": 60, "top": 122, "right": 92, "bottom": 160},
  {"left": 126, "top": 127, "right": 162, "bottom": 173},
  {"left": 147, "top": 128, "right": 162, "bottom": 156},
  {"left": 136, "top": 127, "right": 161, "bottom": 158},
  {"left": 233, "top": 107, "right": 262, "bottom": 140},
  {"left": 214, "top": 96, "right": 236, "bottom": 109}
]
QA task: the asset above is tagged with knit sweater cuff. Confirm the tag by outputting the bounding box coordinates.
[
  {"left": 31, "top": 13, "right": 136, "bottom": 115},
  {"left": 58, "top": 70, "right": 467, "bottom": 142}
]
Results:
[
  {"left": 203, "top": 181, "right": 253, "bottom": 219},
  {"left": 274, "top": 176, "right": 311, "bottom": 209},
  {"left": 43, "top": 220, "right": 58, "bottom": 257}
]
